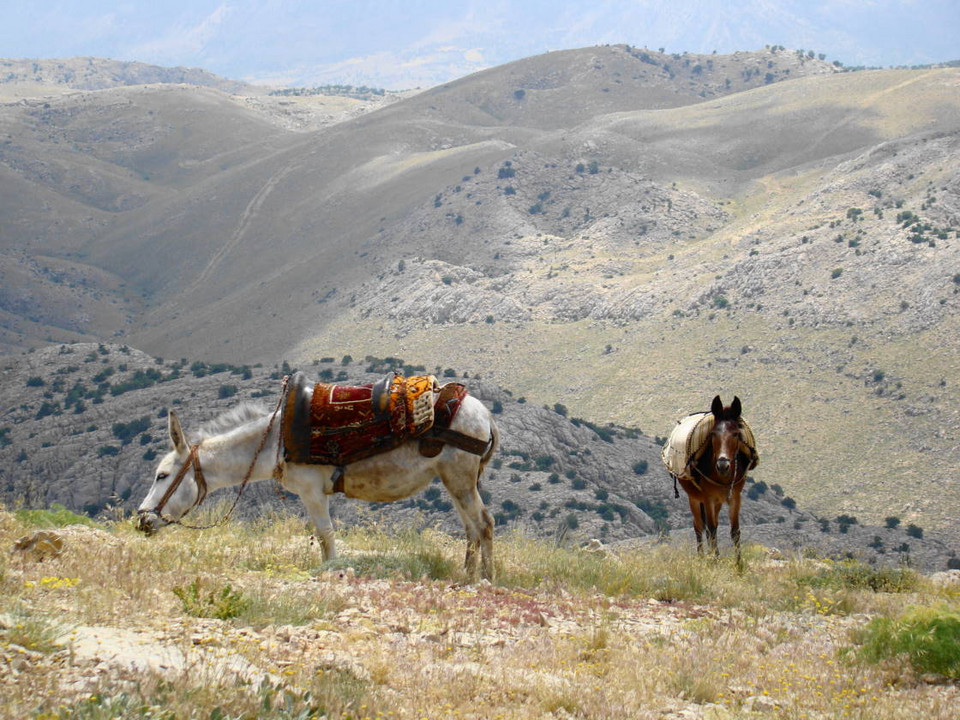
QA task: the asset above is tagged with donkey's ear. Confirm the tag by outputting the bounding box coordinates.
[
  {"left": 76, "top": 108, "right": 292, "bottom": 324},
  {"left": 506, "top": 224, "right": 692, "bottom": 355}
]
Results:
[
  {"left": 711, "top": 395, "right": 723, "bottom": 417},
  {"left": 731, "top": 396, "right": 742, "bottom": 418},
  {"left": 168, "top": 410, "right": 186, "bottom": 453}
]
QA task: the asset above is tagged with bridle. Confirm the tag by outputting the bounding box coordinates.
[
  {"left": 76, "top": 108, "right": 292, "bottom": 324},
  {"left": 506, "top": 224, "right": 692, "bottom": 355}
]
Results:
[
  {"left": 145, "top": 442, "right": 208, "bottom": 524},
  {"left": 689, "top": 420, "right": 744, "bottom": 498},
  {"left": 138, "top": 376, "right": 289, "bottom": 530}
]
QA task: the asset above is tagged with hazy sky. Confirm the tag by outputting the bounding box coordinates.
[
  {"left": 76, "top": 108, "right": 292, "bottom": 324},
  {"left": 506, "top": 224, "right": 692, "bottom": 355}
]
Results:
[{"left": 3, "top": 1, "right": 958, "bottom": 89}]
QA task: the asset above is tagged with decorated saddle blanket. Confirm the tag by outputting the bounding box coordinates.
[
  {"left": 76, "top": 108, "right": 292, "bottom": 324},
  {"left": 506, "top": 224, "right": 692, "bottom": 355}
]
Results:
[
  {"left": 282, "top": 372, "right": 469, "bottom": 466},
  {"left": 660, "top": 411, "right": 758, "bottom": 480}
]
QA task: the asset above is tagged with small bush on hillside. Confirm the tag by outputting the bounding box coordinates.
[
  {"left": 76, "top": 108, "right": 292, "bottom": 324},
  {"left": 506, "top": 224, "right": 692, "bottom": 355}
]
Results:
[
  {"left": 534, "top": 455, "right": 555, "bottom": 471},
  {"left": 35, "top": 401, "right": 61, "bottom": 419},
  {"left": 112, "top": 416, "right": 150, "bottom": 445},
  {"left": 836, "top": 514, "right": 859, "bottom": 534}
]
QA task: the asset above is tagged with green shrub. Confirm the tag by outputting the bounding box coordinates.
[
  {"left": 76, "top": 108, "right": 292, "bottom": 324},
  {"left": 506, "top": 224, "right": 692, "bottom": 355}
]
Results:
[{"left": 851, "top": 607, "right": 960, "bottom": 678}]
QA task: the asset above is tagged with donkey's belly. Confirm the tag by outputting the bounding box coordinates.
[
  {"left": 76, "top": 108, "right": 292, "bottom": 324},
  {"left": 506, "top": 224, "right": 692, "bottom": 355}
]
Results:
[
  {"left": 343, "top": 478, "right": 430, "bottom": 502},
  {"left": 341, "top": 466, "right": 435, "bottom": 503}
]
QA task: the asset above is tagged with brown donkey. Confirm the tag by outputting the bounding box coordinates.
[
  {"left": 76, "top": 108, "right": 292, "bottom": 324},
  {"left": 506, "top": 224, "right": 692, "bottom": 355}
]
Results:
[{"left": 666, "top": 396, "right": 758, "bottom": 562}]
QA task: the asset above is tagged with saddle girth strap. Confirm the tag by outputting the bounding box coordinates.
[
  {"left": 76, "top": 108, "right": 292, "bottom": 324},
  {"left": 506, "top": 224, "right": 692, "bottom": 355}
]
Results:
[{"left": 428, "top": 427, "right": 494, "bottom": 456}]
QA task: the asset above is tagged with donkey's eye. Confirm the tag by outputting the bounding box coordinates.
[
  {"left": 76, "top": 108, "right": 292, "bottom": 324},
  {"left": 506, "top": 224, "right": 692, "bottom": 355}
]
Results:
[{"left": 156, "top": 472, "right": 169, "bottom": 481}]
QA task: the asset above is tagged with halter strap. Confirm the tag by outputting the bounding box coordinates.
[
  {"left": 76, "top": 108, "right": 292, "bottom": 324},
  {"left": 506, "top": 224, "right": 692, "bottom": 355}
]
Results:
[
  {"left": 690, "top": 450, "right": 745, "bottom": 501},
  {"left": 151, "top": 442, "right": 206, "bottom": 520}
]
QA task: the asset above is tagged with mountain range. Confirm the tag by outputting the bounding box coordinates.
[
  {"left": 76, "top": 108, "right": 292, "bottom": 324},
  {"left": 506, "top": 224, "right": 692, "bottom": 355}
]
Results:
[{"left": 0, "top": 46, "right": 958, "bottom": 549}]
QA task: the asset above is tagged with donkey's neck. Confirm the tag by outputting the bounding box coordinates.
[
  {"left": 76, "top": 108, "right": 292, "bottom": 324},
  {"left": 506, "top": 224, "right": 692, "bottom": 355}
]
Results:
[{"left": 198, "top": 413, "right": 281, "bottom": 489}]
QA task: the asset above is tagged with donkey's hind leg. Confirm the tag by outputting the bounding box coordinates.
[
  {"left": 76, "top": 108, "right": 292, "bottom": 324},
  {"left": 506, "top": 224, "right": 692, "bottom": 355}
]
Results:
[{"left": 441, "top": 467, "right": 494, "bottom": 581}]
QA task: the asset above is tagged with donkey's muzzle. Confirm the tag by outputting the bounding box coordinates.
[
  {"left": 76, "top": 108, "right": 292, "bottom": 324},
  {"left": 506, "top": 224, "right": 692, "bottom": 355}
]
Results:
[
  {"left": 134, "top": 511, "right": 160, "bottom": 535},
  {"left": 716, "top": 457, "right": 731, "bottom": 476}
]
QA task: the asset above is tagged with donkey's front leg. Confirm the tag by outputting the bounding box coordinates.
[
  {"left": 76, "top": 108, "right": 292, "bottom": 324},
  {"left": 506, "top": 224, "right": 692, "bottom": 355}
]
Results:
[
  {"left": 310, "top": 496, "right": 338, "bottom": 562},
  {"left": 289, "top": 470, "right": 338, "bottom": 562},
  {"left": 689, "top": 499, "right": 706, "bottom": 555}
]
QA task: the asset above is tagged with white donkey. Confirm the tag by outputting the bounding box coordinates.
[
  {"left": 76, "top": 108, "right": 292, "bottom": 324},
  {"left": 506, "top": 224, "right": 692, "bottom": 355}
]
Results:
[{"left": 136, "top": 376, "right": 499, "bottom": 580}]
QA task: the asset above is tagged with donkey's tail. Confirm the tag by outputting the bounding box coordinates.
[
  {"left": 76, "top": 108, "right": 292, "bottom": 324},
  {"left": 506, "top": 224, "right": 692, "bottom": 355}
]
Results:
[{"left": 478, "top": 416, "right": 500, "bottom": 479}]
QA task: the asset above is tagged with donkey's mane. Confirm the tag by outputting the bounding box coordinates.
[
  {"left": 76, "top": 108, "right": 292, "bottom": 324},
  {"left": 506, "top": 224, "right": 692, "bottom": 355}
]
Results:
[{"left": 195, "top": 402, "right": 272, "bottom": 440}]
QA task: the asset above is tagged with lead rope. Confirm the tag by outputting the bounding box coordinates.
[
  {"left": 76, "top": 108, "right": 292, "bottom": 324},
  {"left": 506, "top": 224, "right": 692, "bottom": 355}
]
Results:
[{"left": 162, "top": 375, "right": 290, "bottom": 530}]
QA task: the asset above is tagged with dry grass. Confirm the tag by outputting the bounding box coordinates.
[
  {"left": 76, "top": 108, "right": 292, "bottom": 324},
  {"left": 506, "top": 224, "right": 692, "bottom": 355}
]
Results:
[{"left": 2, "top": 504, "right": 958, "bottom": 719}]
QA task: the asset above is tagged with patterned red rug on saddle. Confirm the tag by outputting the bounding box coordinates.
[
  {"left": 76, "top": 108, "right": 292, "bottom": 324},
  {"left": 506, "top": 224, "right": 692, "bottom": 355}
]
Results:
[{"left": 281, "top": 371, "right": 485, "bottom": 467}]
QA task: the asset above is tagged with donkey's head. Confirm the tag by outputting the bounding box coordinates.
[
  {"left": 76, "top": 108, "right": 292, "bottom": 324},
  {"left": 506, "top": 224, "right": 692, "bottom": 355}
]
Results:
[
  {"left": 709, "top": 395, "right": 743, "bottom": 478},
  {"left": 134, "top": 411, "right": 203, "bottom": 534}
]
